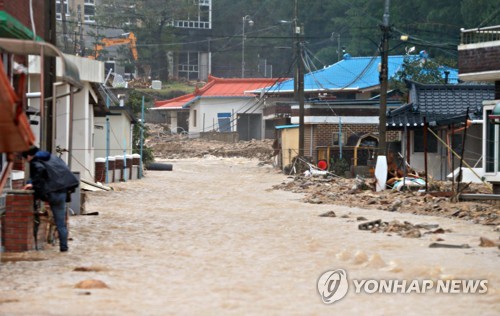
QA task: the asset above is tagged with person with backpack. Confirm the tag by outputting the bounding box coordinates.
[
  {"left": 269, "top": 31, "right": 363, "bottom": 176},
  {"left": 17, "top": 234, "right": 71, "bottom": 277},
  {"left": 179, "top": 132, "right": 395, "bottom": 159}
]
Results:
[{"left": 22, "top": 146, "right": 79, "bottom": 252}]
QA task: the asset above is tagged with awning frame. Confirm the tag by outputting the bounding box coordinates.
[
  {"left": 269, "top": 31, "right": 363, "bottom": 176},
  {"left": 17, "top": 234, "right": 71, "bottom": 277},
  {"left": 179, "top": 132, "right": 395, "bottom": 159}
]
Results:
[{"left": 0, "top": 38, "right": 83, "bottom": 155}]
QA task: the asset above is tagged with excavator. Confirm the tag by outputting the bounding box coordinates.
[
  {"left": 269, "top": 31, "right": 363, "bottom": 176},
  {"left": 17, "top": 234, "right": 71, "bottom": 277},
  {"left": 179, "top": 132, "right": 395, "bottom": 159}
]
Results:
[{"left": 89, "top": 32, "right": 138, "bottom": 61}]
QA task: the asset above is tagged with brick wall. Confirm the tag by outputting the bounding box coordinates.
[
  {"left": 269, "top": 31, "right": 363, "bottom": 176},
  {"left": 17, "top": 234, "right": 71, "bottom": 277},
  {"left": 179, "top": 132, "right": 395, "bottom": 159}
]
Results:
[
  {"left": 1, "top": 190, "right": 49, "bottom": 252},
  {"left": 309, "top": 123, "right": 400, "bottom": 162},
  {"left": 2, "top": 191, "right": 34, "bottom": 252},
  {"left": 11, "top": 179, "right": 24, "bottom": 190},
  {"left": 458, "top": 46, "right": 500, "bottom": 74},
  {"left": 0, "top": 0, "right": 46, "bottom": 39}
]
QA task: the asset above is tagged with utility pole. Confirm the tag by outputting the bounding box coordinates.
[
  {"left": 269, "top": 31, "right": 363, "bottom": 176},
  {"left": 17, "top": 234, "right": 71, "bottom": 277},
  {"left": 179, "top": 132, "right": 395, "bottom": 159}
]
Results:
[
  {"left": 43, "top": 0, "right": 56, "bottom": 152},
  {"left": 294, "top": 0, "right": 305, "bottom": 158},
  {"left": 61, "top": 0, "right": 70, "bottom": 53},
  {"left": 78, "top": 4, "right": 85, "bottom": 56},
  {"left": 378, "top": 0, "right": 390, "bottom": 156}
]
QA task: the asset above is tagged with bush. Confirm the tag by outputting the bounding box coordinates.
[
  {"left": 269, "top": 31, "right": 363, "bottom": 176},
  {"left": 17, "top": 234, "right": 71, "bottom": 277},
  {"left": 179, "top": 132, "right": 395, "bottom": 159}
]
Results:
[{"left": 330, "top": 158, "right": 350, "bottom": 175}]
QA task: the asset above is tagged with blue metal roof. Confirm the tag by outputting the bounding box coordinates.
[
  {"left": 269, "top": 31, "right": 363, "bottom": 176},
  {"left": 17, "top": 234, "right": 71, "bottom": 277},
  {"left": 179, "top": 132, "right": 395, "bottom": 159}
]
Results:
[{"left": 262, "top": 55, "right": 459, "bottom": 93}]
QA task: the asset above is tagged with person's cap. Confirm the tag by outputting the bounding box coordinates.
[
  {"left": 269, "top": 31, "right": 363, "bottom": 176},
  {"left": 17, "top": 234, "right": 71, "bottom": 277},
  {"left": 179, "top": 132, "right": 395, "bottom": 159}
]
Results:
[{"left": 22, "top": 145, "right": 39, "bottom": 158}]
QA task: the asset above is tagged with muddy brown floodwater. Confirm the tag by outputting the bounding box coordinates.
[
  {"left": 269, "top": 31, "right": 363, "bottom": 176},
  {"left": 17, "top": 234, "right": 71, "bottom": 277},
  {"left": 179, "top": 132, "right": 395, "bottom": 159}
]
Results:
[{"left": 0, "top": 157, "right": 499, "bottom": 315}]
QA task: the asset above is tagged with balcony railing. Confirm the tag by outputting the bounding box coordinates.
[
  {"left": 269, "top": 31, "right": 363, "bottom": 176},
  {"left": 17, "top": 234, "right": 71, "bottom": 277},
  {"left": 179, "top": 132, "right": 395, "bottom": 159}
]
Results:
[{"left": 460, "top": 25, "right": 500, "bottom": 45}]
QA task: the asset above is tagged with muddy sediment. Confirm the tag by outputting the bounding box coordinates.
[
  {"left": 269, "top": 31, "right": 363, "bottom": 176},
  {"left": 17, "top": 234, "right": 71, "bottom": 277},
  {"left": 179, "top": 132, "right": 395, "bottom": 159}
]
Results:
[{"left": 0, "top": 158, "right": 498, "bottom": 315}]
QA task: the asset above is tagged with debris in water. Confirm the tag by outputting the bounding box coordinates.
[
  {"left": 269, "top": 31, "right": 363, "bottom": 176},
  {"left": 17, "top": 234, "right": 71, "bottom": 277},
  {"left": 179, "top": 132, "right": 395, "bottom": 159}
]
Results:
[
  {"left": 73, "top": 266, "right": 105, "bottom": 272},
  {"left": 318, "top": 211, "right": 336, "bottom": 217},
  {"left": 0, "top": 298, "right": 20, "bottom": 304},
  {"left": 358, "top": 219, "right": 382, "bottom": 230},
  {"left": 429, "top": 243, "right": 470, "bottom": 249}
]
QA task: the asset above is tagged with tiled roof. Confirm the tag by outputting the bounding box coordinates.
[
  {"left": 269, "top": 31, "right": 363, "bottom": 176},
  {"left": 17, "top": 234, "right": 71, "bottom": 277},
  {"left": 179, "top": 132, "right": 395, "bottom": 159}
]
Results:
[
  {"left": 154, "top": 94, "right": 199, "bottom": 109},
  {"left": 258, "top": 55, "right": 459, "bottom": 94},
  {"left": 387, "top": 81, "right": 494, "bottom": 129},
  {"left": 154, "top": 75, "right": 285, "bottom": 109}
]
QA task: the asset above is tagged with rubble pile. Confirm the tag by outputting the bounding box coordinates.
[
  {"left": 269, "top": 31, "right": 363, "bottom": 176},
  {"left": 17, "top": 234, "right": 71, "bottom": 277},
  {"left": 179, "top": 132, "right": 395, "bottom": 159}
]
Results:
[
  {"left": 273, "top": 174, "right": 500, "bottom": 226},
  {"left": 145, "top": 125, "right": 274, "bottom": 161},
  {"left": 144, "top": 125, "right": 498, "bottom": 226}
]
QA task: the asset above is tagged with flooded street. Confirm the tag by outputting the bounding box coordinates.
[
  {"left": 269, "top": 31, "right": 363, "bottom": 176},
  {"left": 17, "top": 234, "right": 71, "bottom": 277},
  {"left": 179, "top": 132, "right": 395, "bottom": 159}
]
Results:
[{"left": 1, "top": 157, "right": 499, "bottom": 315}]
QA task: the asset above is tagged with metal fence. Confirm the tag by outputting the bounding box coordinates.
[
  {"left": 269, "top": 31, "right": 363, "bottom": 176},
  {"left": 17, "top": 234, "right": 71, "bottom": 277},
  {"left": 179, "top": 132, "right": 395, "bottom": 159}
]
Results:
[{"left": 460, "top": 25, "right": 500, "bottom": 45}]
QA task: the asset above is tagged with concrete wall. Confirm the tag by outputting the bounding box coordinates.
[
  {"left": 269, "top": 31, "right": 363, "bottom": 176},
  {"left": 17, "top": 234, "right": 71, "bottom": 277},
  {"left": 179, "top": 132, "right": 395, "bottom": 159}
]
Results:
[
  {"left": 94, "top": 112, "right": 133, "bottom": 159},
  {"left": 189, "top": 98, "right": 263, "bottom": 138}
]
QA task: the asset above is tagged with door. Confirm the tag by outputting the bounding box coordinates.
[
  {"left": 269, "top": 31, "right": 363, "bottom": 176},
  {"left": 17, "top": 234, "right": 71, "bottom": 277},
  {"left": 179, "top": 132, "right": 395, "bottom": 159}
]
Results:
[{"left": 237, "top": 113, "right": 262, "bottom": 141}]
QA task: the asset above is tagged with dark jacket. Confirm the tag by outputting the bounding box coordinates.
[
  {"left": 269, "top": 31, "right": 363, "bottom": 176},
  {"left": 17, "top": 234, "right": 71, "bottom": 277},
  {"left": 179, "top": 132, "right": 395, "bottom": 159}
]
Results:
[{"left": 29, "top": 151, "right": 79, "bottom": 201}]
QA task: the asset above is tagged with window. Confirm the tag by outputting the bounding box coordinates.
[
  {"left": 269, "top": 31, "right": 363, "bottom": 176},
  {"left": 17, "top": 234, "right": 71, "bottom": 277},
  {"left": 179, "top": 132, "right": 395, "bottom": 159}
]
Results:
[
  {"left": 84, "top": 1, "right": 96, "bottom": 22},
  {"left": 485, "top": 110, "right": 496, "bottom": 173},
  {"left": 193, "top": 110, "right": 197, "bottom": 127},
  {"left": 55, "top": 1, "right": 69, "bottom": 20},
  {"left": 332, "top": 132, "right": 346, "bottom": 146},
  {"left": 413, "top": 128, "right": 437, "bottom": 153}
]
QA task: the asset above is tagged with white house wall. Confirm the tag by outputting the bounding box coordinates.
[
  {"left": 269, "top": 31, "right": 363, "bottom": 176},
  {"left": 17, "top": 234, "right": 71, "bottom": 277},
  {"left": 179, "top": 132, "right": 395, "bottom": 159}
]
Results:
[
  {"left": 53, "top": 83, "right": 70, "bottom": 155},
  {"left": 71, "top": 87, "right": 95, "bottom": 181},
  {"left": 188, "top": 98, "right": 262, "bottom": 137},
  {"left": 27, "top": 55, "right": 104, "bottom": 182},
  {"left": 94, "top": 113, "right": 133, "bottom": 158},
  {"left": 483, "top": 101, "right": 500, "bottom": 182},
  {"left": 408, "top": 126, "right": 483, "bottom": 181}
]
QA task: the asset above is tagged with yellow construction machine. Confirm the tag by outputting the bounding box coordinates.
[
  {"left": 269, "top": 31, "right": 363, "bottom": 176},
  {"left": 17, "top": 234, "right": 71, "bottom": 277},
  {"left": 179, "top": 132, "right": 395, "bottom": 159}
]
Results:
[{"left": 89, "top": 32, "right": 138, "bottom": 61}]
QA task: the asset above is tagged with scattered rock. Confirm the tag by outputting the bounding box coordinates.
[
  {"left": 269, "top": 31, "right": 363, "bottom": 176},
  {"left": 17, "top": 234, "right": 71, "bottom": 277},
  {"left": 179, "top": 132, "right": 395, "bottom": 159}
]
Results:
[
  {"left": 387, "top": 199, "right": 403, "bottom": 212},
  {"left": 415, "top": 223, "right": 439, "bottom": 230},
  {"left": 401, "top": 229, "right": 421, "bottom": 238},
  {"left": 270, "top": 166, "right": 498, "bottom": 227},
  {"left": 356, "top": 216, "right": 367, "bottom": 221},
  {"left": 424, "top": 228, "right": 446, "bottom": 234},
  {"left": 73, "top": 266, "right": 104, "bottom": 272},
  {"left": 479, "top": 237, "right": 497, "bottom": 247},
  {"left": 319, "top": 211, "right": 336, "bottom": 217}
]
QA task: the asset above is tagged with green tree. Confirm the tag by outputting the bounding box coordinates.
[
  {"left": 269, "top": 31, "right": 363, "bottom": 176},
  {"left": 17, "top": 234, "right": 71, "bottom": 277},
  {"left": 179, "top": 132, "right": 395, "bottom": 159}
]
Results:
[
  {"left": 389, "top": 55, "right": 457, "bottom": 100},
  {"left": 125, "top": 90, "right": 155, "bottom": 165},
  {"left": 96, "top": 0, "right": 196, "bottom": 81}
]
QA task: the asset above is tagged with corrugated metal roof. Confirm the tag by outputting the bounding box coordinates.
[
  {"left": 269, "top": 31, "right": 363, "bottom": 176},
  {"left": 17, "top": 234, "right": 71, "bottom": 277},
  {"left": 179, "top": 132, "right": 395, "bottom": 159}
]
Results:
[
  {"left": 154, "top": 75, "right": 285, "bottom": 109},
  {"left": 258, "top": 55, "right": 459, "bottom": 94}
]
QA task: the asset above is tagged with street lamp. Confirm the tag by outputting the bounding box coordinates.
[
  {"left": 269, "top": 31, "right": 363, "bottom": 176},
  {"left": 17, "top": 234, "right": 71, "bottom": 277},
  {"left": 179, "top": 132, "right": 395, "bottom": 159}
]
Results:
[{"left": 242, "top": 15, "right": 253, "bottom": 78}]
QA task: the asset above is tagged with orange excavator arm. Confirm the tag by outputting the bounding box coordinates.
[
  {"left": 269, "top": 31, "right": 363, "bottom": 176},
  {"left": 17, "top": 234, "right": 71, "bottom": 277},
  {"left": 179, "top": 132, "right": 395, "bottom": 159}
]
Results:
[{"left": 90, "top": 32, "right": 138, "bottom": 61}]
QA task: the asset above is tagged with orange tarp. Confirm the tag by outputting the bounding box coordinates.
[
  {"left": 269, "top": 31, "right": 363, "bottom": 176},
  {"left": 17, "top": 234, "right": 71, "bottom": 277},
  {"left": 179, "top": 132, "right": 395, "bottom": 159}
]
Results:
[{"left": 0, "top": 58, "right": 34, "bottom": 153}]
